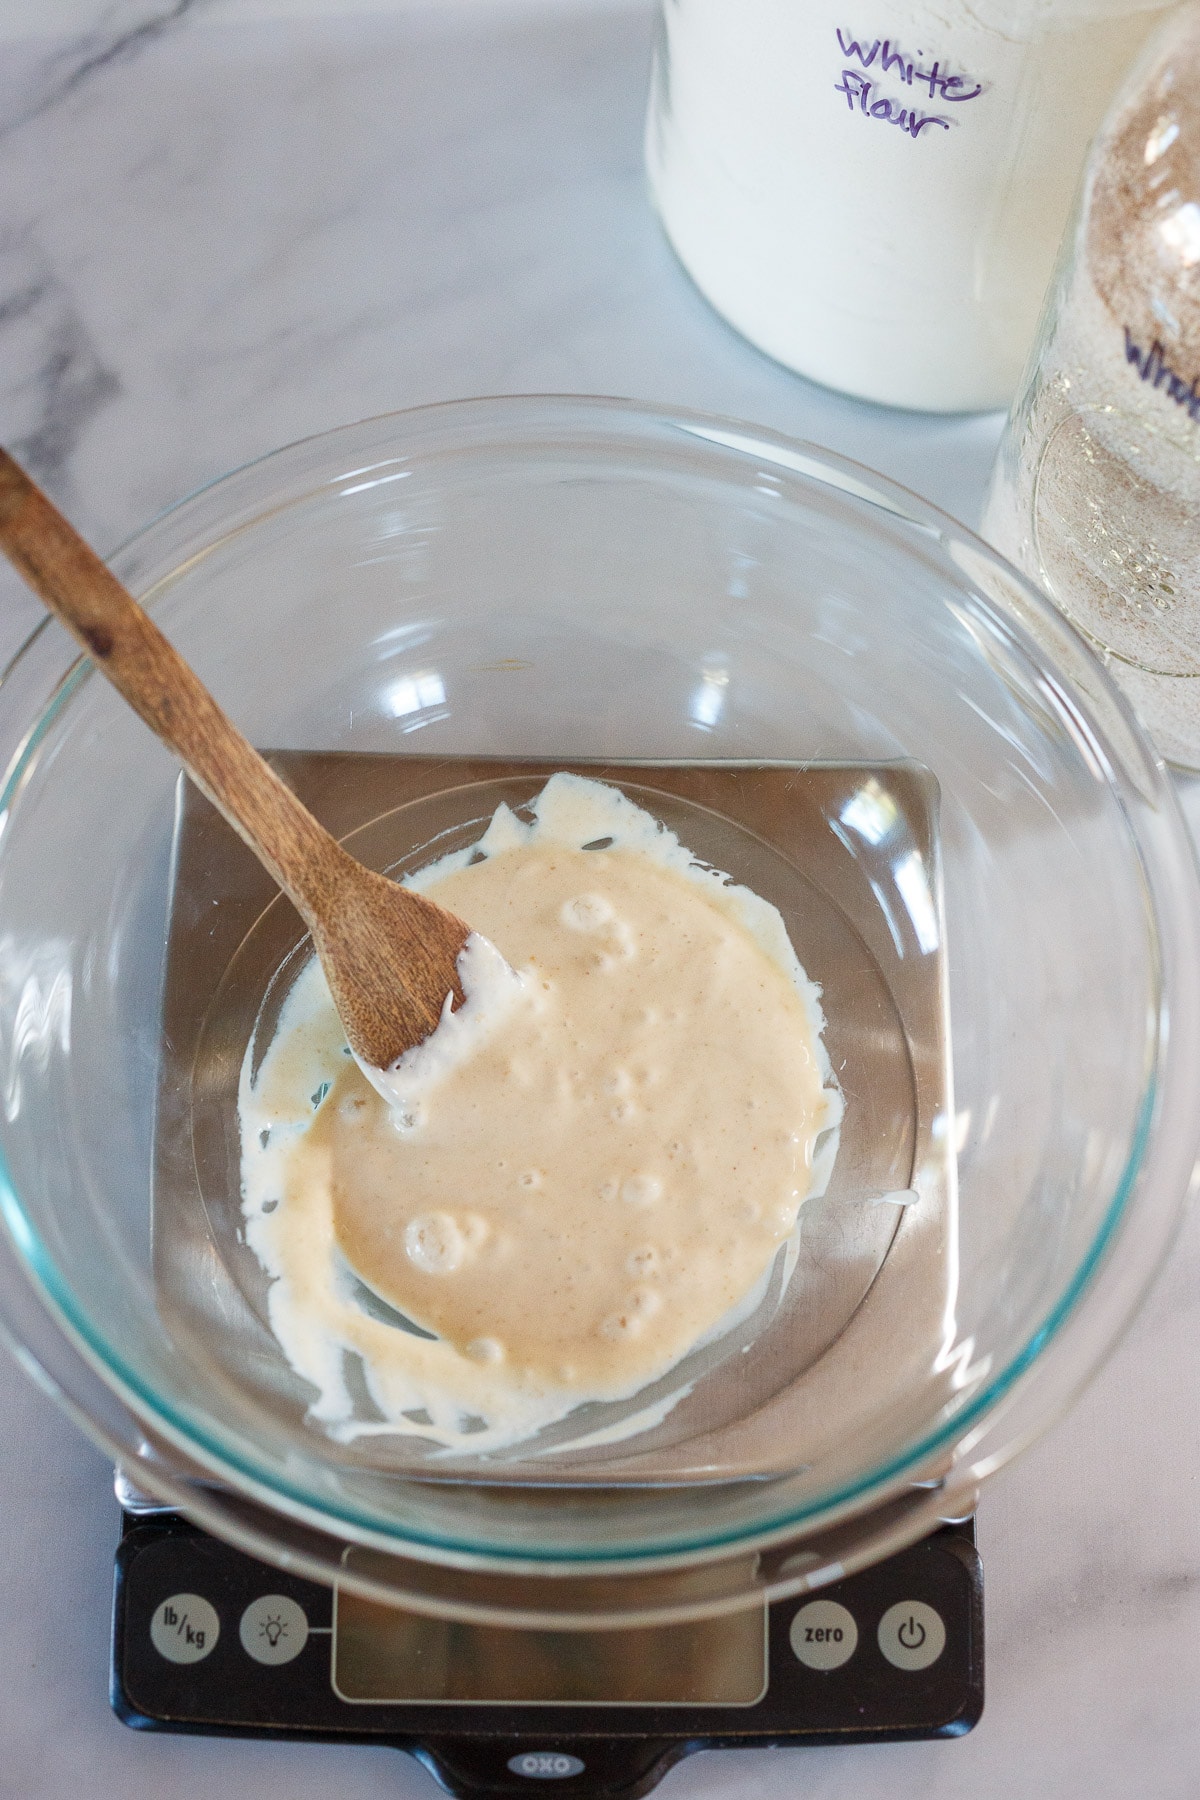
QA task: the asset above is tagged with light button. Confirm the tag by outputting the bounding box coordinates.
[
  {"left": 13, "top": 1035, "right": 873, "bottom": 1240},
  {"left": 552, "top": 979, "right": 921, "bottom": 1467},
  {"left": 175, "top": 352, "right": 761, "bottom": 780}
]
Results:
[
  {"left": 877, "top": 1600, "right": 946, "bottom": 1671},
  {"left": 239, "top": 1594, "right": 309, "bottom": 1665},
  {"left": 789, "top": 1599, "right": 858, "bottom": 1670}
]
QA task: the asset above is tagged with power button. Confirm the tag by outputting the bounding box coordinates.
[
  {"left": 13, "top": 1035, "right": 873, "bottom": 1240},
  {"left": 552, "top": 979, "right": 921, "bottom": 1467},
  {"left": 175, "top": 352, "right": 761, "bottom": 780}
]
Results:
[{"left": 877, "top": 1600, "right": 946, "bottom": 1671}]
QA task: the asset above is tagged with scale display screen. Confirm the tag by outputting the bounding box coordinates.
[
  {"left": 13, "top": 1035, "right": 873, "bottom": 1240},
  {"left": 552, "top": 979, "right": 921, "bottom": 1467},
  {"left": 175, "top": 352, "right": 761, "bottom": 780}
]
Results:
[{"left": 332, "top": 1592, "right": 768, "bottom": 1705}]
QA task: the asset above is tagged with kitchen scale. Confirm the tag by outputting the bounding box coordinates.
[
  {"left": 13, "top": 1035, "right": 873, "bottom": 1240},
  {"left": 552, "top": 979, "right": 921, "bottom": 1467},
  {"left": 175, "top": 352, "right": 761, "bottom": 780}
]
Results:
[
  {"left": 115, "top": 750, "right": 981, "bottom": 1793},
  {"left": 112, "top": 1504, "right": 982, "bottom": 1796}
]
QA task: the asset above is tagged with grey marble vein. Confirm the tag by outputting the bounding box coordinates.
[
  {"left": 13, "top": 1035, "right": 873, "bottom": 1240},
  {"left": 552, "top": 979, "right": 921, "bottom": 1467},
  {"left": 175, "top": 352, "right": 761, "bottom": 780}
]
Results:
[
  {"left": 0, "top": 0, "right": 202, "bottom": 140},
  {"left": 0, "top": 232, "right": 121, "bottom": 495}
]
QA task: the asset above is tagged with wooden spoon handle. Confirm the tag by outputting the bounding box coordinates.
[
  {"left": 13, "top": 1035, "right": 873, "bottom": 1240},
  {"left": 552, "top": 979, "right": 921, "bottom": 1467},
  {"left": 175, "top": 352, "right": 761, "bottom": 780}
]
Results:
[{"left": 0, "top": 449, "right": 348, "bottom": 927}]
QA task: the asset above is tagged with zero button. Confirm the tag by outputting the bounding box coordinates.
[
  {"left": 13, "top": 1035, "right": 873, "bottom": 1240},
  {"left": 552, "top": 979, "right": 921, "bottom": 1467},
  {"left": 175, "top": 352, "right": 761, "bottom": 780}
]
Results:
[{"left": 789, "top": 1599, "right": 858, "bottom": 1670}]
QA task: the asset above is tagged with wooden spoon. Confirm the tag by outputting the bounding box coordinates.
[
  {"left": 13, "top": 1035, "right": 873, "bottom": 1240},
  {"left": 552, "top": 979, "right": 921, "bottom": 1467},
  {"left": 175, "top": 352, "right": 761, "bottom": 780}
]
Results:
[{"left": 0, "top": 448, "right": 474, "bottom": 1075}]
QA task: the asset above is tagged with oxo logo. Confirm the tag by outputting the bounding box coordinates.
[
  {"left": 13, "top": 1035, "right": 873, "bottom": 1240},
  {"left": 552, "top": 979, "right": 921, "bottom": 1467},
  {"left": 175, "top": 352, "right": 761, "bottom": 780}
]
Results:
[{"left": 507, "top": 1751, "right": 586, "bottom": 1779}]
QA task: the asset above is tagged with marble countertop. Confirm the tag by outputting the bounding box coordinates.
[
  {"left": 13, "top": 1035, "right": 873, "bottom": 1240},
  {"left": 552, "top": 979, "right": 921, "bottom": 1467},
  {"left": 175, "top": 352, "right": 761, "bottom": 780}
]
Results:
[{"left": 1, "top": 5, "right": 1199, "bottom": 1797}]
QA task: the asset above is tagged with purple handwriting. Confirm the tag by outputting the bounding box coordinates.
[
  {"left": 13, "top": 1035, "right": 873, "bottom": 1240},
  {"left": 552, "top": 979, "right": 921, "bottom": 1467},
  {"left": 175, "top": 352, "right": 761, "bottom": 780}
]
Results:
[
  {"left": 1124, "top": 327, "right": 1200, "bottom": 421},
  {"left": 833, "top": 26, "right": 983, "bottom": 142},
  {"left": 835, "top": 69, "right": 949, "bottom": 137},
  {"left": 836, "top": 28, "right": 984, "bottom": 102}
]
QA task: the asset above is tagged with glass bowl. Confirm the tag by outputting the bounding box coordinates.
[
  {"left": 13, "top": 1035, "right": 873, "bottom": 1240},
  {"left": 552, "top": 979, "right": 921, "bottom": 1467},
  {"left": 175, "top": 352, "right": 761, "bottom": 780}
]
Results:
[{"left": 0, "top": 396, "right": 1198, "bottom": 1627}]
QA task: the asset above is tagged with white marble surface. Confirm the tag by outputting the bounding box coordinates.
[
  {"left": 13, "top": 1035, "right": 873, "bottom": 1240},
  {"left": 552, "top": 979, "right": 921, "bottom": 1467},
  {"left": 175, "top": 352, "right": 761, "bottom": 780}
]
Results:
[{"left": 1, "top": 5, "right": 1199, "bottom": 1798}]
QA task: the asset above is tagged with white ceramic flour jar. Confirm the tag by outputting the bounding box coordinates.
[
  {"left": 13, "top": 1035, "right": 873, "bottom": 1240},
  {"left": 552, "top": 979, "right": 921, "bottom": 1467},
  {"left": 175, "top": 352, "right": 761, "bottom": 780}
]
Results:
[{"left": 646, "top": 0, "right": 1176, "bottom": 411}]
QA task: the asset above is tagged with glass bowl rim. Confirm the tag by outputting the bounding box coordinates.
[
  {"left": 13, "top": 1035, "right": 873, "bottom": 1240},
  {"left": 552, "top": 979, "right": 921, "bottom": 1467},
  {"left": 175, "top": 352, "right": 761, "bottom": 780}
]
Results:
[{"left": 0, "top": 392, "right": 1194, "bottom": 1572}]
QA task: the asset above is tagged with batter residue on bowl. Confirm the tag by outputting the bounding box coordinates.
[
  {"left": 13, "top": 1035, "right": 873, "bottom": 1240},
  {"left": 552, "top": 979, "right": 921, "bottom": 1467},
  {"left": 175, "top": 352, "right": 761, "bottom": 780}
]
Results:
[{"left": 239, "top": 773, "right": 842, "bottom": 1451}]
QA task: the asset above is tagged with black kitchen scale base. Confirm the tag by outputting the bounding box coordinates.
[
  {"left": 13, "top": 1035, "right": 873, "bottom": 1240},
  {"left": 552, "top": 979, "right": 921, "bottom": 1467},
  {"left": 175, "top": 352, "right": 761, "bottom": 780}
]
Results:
[{"left": 112, "top": 1510, "right": 983, "bottom": 1797}]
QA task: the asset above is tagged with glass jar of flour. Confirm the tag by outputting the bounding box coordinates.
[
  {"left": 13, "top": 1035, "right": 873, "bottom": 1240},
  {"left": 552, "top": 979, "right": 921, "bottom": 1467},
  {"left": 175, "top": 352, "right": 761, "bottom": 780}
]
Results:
[
  {"left": 983, "top": 3, "right": 1200, "bottom": 766},
  {"left": 646, "top": 1, "right": 1174, "bottom": 411}
]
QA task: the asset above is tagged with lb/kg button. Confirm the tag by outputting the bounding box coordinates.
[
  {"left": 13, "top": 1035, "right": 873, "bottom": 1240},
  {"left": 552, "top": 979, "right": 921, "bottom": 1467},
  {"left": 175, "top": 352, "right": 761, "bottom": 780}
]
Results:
[
  {"left": 877, "top": 1600, "right": 946, "bottom": 1671},
  {"left": 149, "top": 1593, "right": 220, "bottom": 1664}
]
